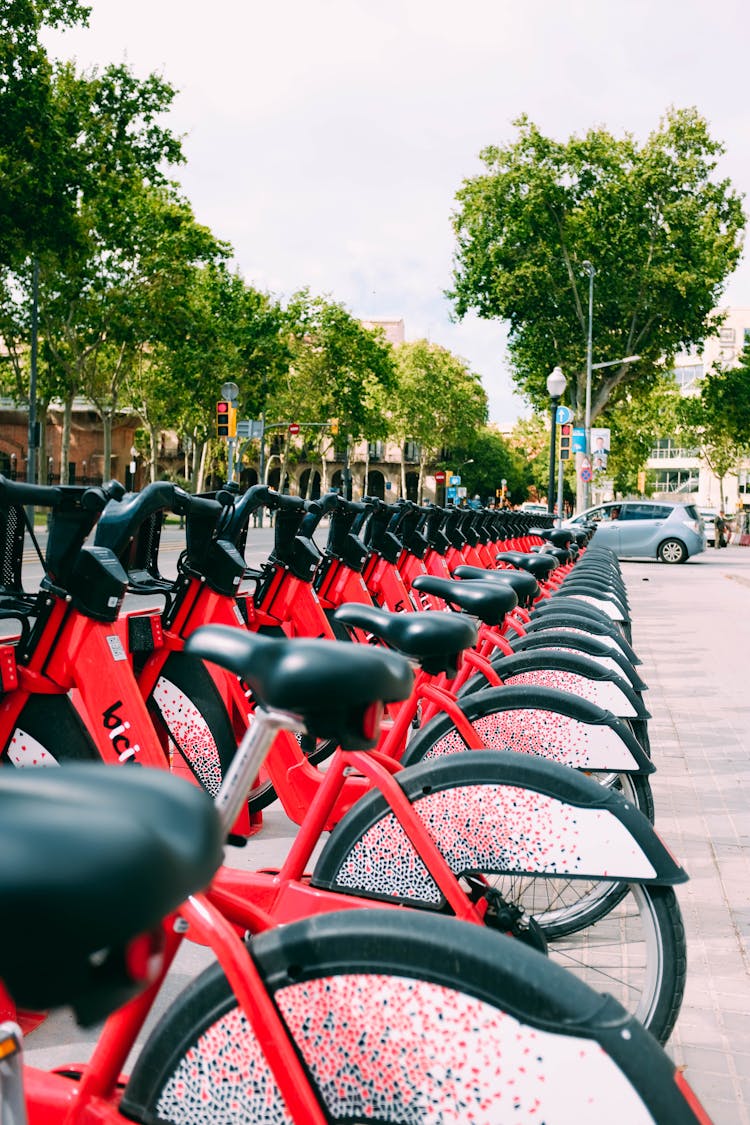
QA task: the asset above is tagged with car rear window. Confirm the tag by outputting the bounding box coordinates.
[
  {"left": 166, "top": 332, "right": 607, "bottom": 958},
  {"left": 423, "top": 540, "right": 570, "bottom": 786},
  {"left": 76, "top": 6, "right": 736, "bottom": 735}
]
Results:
[
  {"left": 620, "top": 503, "right": 673, "bottom": 521},
  {"left": 684, "top": 505, "right": 699, "bottom": 519}
]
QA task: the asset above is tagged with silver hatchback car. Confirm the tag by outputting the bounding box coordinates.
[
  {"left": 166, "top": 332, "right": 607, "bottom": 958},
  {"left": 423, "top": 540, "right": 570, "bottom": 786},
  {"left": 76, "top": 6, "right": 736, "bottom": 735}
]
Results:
[{"left": 565, "top": 500, "right": 706, "bottom": 563}]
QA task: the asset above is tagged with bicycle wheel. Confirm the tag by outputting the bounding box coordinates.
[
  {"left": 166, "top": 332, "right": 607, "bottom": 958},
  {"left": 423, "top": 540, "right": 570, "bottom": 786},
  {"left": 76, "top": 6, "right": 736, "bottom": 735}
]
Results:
[
  {"left": 402, "top": 684, "right": 655, "bottom": 819},
  {"left": 121, "top": 910, "right": 696, "bottom": 1123},
  {"left": 146, "top": 651, "right": 237, "bottom": 797},
  {"left": 146, "top": 652, "right": 335, "bottom": 813},
  {"left": 311, "top": 753, "right": 684, "bottom": 1044},
  {"left": 1, "top": 695, "right": 100, "bottom": 766},
  {"left": 471, "top": 770, "right": 655, "bottom": 948},
  {"left": 483, "top": 878, "right": 684, "bottom": 1043}
]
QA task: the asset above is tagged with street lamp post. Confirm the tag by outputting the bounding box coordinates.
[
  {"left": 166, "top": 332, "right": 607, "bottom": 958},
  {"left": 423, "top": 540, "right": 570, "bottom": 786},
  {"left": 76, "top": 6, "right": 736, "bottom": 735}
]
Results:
[
  {"left": 546, "top": 366, "right": 567, "bottom": 517},
  {"left": 582, "top": 260, "right": 595, "bottom": 509}
]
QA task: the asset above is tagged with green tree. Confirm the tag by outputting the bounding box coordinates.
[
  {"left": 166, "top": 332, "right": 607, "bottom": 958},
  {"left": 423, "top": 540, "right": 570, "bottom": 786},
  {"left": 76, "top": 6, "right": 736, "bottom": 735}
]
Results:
[
  {"left": 507, "top": 415, "right": 552, "bottom": 503},
  {"left": 125, "top": 265, "right": 288, "bottom": 489},
  {"left": 603, "top": 377, "right": 684, "bottom": 496},
  {"left": 0, "top": 1, "right": 91, "bottom": 265},
  {"left": 699, "top": 348, "right": 750, "bottom": 449},
  {"left": 269, "top": 291, "right": 395, "bottom": 493},
  {"left": 449, "top": 425, "right": 529, "bottom": 506},
  {"left": 391, "top": 340, "right": 487, "bottom": 501},
  {"left": 678, "top": 358, "right": 750, "bottom": 509},
  {"left": 450, "top": 108, "right": 745, "bottom": 423},
  {"left": 1, "top": 58, "right": 191, "bottom": 478}
]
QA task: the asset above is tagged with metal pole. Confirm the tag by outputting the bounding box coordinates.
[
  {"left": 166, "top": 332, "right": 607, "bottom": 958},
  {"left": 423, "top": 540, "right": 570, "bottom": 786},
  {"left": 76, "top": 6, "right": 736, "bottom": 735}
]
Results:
[
  {"left": 227, "top": 437, "right": 236, "bottom": 484},
  {"left": 257, "top": 410, "right": 266, "bottom": 526},
  {"left": 27, "top": 257, "right": 39, "bottom": 485},
  {"left": 557, "top": 457, "right": 564, "bottom": 527},
  {"left": 546, "top": 396, "right": 559, "bottom": 515},
  {"left": 583, "top": 261, "right": 595, "bottom": 509},
  {"left": 343, "top": 436, "right": 352, "bottom": 501},
  {"left": 25, "top": 257, "right": 39, "bottom": 526}
]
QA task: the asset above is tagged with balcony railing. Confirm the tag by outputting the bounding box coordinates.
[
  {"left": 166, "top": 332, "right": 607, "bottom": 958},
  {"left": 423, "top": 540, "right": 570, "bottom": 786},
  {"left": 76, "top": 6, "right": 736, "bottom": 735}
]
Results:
[
  {"left": 652, "top": 475, "right": 700, "bottom": 493},
  {"left": 649, "top": 446, "right": 700, "bottom": 460}
]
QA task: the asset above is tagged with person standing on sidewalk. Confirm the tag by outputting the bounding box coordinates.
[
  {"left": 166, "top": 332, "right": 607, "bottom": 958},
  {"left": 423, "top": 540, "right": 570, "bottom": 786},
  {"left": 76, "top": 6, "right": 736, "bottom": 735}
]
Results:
[{"left": 715, "top": 511, "right": 728, "bottom": 548}]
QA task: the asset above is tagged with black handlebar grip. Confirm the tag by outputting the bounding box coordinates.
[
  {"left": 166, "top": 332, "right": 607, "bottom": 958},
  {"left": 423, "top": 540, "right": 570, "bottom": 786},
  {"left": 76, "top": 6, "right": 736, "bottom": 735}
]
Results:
[
  {"left": 80, "top": 479, "right": 126, "bottom": 512},
  {"left": 0, "top": 474, "right": 63, "bottom": 509}
]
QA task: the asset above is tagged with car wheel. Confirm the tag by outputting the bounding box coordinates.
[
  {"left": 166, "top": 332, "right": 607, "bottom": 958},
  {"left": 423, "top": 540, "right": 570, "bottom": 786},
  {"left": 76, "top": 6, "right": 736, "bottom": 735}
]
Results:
[{"left": 657, "top": 538, "right": 688, "bottom": 564}]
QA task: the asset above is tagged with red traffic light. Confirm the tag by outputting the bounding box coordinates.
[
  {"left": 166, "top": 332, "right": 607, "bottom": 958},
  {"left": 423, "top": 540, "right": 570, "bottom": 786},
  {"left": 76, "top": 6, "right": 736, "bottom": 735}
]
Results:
[
  {"left": 216, "top": 399, "right": 230, "bottom": 437},
  {"left": 559, "top": 423, "right": 572, "bottom": 460}
]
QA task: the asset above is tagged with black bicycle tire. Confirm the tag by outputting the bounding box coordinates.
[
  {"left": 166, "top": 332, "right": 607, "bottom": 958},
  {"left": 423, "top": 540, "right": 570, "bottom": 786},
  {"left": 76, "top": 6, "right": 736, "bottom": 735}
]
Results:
[
  {"left": 146, "top": 651, "right": 237, "bottom": 798},
  {"left": 310, "top": 752, "right": 680, "bottom": 1040},
  {"left": 1, "top": 695, "right": 100, "bottom": 766},
  {"left": 121, "top": 909, "right": 694, "bottom": 1122}
]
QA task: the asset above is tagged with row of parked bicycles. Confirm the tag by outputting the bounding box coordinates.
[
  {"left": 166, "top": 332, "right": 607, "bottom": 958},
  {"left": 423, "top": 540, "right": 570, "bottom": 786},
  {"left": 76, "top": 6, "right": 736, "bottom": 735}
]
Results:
[{"left": 0, "top": 475, "right": 711, "bottom": 1123}]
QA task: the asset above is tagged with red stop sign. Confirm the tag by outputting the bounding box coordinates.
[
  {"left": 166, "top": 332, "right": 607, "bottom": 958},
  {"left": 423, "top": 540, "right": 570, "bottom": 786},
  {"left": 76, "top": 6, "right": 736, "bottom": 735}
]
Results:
[
  {"left": 434, "top": 470, "right": 446, "bottom": 483},
  {"left": 289, "top": 423, "right": 300, "bottom": 434}
]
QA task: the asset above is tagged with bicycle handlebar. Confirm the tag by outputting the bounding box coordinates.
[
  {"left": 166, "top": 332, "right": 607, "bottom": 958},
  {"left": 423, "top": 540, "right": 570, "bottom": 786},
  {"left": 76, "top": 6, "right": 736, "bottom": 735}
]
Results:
[
  {"left": 0, "top": 475, "right": 63, "bottom": 509},
  {"left": 94, "top": 482, "right": 188, "bottom": 556},
  {"left": 0, "top": 476, "right": 127, "bottom": 591},
  {"left": 296, "top": 492, "right": 345, "bottom": 540},
  {"left": 0, "top": 475, "right": 126, "bottom": 513},
  {"left": 217, "top": 484, "right": 296, "bottom": 544},
  {"left": 81, "top": 479, "right": 127, "bottom": 512}
]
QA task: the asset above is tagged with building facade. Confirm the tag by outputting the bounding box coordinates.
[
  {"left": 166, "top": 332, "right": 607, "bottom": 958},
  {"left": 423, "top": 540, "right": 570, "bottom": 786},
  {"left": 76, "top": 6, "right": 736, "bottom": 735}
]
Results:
[{"left": 648, "top": 306, "right": 750, "bottom": 512}]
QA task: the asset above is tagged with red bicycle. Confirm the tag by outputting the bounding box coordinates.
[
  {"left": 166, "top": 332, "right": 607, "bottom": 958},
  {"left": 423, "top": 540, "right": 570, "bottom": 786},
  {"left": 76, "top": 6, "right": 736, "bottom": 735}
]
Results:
[
  {"left": 0, "top": 479, "right": 685, "bottom": 1041},
  {"left": 0, "top": 638, "right": 712, "bottom": 1124}
]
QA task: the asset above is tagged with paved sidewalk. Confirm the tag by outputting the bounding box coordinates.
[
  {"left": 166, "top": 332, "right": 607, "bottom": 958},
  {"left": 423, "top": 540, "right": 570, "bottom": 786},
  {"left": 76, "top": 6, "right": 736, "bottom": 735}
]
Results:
[{"left": 622, "top": 548, "right": 750, "bottom": 1124}]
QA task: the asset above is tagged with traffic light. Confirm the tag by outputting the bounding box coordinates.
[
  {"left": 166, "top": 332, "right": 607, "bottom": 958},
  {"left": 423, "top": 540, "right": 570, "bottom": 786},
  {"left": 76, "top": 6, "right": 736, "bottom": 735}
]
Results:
[
  {"left": 216, "top": 400, "right": 230, "bottom": 438},
  {"left": 559, "top": 423, "right": 572, "bottom": 460},
  {"left": 330, "top": 418, "right": 339, "bottom": 435},
  {"left": 216, "top": 400, "right": 237, "bottom": 439}
]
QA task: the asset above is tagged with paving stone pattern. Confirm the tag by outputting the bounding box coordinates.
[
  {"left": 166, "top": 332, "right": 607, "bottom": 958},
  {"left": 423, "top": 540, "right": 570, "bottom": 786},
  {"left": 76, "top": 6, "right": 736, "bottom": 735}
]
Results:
[{"left": 623, "top": 548, "right": 750, "bottom": 1124}]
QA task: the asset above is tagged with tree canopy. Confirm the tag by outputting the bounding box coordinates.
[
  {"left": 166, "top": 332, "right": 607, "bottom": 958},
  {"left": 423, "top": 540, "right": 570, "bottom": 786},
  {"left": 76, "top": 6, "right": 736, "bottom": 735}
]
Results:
[
  {"left": 449, "top": 424, "right": 530, "bottom": 506},
  {"left": 450, "top": 108, "right": 746, "bottom": 423},
  {"left": 676, "top": 353, "right": 750, "bottom": 507},
  {"left": 0, "top": 1, "right": 92, "bottom": 264}
]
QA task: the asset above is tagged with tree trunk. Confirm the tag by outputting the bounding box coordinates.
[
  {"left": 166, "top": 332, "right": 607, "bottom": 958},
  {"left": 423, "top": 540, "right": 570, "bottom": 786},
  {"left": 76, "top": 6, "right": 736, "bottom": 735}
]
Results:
[
  {"left": 102, "top": 412, "right": 113, "bottom": 481},
  {"left": 196, "top": 440, "right": 208, "bottom": 493},
  {"left": 37, "top": 399, "right": 47, "bottom": 483},
  {"left": 190, "top": 430, "right": 201, "bottom": 492},
  {"left": 149, "top": 425, "right": 159, "bottom": 484},
  {"left": 279, "top": 432, "right": 292, "bottom": 493},
  {"left": 363, "top": 446, "right": 370, "bottom": 498},
  {"left": 418, "top": 456, "right": 427, "bottom": 505},
  {"left": 61, "top": 395, "right": 73, "bottom": 483}
]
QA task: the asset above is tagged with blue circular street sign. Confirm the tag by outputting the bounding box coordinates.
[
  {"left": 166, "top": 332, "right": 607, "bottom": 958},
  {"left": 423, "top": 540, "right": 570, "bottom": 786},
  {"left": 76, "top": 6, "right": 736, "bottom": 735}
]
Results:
[
  {"left": 556, "top": 405, "right": 573, "bottom": 424},
  {"left": 580, "top": 466, "right": 593, "bottom": 482}
]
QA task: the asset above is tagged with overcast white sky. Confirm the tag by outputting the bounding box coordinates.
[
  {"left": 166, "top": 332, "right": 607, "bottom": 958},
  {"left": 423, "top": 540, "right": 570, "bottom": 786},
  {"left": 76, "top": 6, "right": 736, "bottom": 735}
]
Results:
[{"left": 44, "top": 0, "right": 750, "bottom": 424}]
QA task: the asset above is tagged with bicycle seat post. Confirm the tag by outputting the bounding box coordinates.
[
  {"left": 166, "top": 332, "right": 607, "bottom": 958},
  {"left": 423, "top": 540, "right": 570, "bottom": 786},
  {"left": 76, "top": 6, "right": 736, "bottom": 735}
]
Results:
[{"left": 213, "top": 707, "right": 298, "bottom": 835}]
